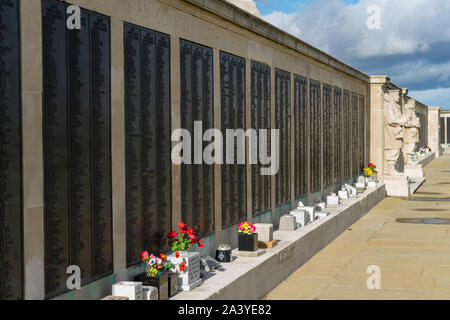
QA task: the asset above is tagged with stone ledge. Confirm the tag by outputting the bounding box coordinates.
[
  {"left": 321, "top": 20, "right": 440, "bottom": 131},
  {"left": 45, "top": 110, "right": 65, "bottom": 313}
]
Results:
[
  {"left": 416, "top": 152, "right": 435, "bottom": 167},
  {"left": 171, "top": 184, "right": 386, "bottom": 300}
]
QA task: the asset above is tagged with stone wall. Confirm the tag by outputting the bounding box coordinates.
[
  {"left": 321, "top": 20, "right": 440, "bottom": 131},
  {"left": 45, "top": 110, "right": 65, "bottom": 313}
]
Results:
[{"left": 12, "top": 0, "right": 372, "bottom": 300}]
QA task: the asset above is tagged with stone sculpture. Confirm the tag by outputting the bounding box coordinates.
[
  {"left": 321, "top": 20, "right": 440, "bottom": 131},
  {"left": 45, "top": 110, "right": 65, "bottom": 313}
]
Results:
[
  {"left": 383, "top": 90, "right": 407, "bottom": 176},
  {"left": 402, "top": 98, "right": 420, "bottom": 165}
]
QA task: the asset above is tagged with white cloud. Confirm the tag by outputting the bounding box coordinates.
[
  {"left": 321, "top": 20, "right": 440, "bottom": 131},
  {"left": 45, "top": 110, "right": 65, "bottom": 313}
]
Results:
[
  {"left": 409, "top": 87, "right": 450, "bottom": 109},
  {"left": 261, "top": 0, "right": 450, "bottom": 107},
  {"left": 262, "top": 0, "right": 450, "bottom": 59}
]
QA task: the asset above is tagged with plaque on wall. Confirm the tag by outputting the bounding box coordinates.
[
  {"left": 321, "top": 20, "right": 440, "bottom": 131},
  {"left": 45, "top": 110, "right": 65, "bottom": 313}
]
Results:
[
  {"left": 334, "top": 88, "right": 342, "bottom": 183},
  {"left": 440, "top": 117, "right": 446, "bottom": 144},
  {"left": 358, "top": 95, "right": 365, "bottom": 172},
  {"left": 275, "top": 68, "right": 291, "bottom": 206},
  {"left": 180, "top": 39, "right": 215, "bottom": 236},
  {"left": 447, "top": 118, "right": 450, "bottom": 145},
  {"left": 0, "top": 0, "right": 23, "bottom": 300},
  {"left": 251, "top": 61, "right": 271, "bottom": 216},
  {"left": 323, "top": 84, "right": 332, "bottom": 187},
  {"left": 351, "top": 93, "right": 359, "bottom": 177},
  {"left": 294, "top": 74, "right": 307, "bottom": 198},
  {"left": 310, "top": 79, "right": 321, "bottom": 192},
  {"left": 124, "top": 23, "right": 172, "bottom": 266},
  {"left": 343, "top": 90, "right": 351, "bottom": 179},
  {"left": 220, "top": 51, "right": 247, "bottom": 228},
  {"left": 42, "top": 0, "right": 112, "bottom": 298}
]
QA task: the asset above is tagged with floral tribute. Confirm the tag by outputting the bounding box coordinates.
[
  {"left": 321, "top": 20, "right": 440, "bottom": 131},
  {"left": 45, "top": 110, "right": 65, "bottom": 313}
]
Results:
[
  {"left": 362, "top": 162, "right": 377, "bottom": 178},
  {"left": 167, "top": 222, "right": 204, "bottom": 252},
  {"left": 238, "top": 221, "right": 256, "bottom": 235},
  {"left": 419, "top": 146, "right": 432, "bottom": 154},
  {"left": 140, "top": 251, "right": 173, "bottom": 277}
]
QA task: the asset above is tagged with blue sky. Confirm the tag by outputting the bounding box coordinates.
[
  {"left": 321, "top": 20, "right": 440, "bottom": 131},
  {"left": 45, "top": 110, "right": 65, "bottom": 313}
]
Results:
[
  {"left": 255, "top": 0, "right": 358, "bottom": 15},
  {"left": 255, "top": 0, "right": 450, "bottom": 110}
]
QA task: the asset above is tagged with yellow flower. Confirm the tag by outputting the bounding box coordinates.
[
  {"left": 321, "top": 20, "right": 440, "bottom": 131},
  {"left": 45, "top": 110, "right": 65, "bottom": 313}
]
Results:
[
  {"left": 363, "top": 168, "right": 373, "bottom": 176},
  {"left": 242, "top": 223, "right": 249, "bottom": 229}
]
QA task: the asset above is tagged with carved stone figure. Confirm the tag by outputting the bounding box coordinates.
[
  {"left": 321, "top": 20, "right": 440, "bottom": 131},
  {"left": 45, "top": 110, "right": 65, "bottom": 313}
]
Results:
[
  {"left": 383, "top": 90, "right": 407, "bottom": 176},
  {"left": 402, "top": 98, "right": 420, "bottom": 165}
]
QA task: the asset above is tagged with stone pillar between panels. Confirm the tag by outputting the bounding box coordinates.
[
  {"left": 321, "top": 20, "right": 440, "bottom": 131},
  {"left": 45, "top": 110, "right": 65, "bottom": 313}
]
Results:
[
  {"left": 22, "top": 0, "right": 45, "bottom": 300},
  {"left": 110, "top": 18, "right": 127, "bottom": 282},
  {"left": 171, "top": 36, "right": 182, "bottom": 230},
  {"left": 445, "top": 116, "right": 448, "bottom": 145},
  {"left": 212, "top": 47, "right": 222, "bottom": 248},
  {"left": 369, "top": 76, "right": 389, "bottom": 182},
  {"left": 427, "top": 106, "right": 441, "bottom": 158}
]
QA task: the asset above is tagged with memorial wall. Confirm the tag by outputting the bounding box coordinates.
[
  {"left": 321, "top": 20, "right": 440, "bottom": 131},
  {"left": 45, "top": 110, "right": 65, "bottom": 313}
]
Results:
[
  {"left": 13, "top": 0, "right": 370, "bottom": 299},
  {"left": 0, "top": 0, "right": 23, "bottom": 300}
]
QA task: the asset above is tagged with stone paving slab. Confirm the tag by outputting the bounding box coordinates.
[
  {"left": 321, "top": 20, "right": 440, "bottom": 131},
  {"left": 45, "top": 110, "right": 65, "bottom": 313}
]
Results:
[{"left": 265, "top": 155, "right": 450, "bottom": 300}]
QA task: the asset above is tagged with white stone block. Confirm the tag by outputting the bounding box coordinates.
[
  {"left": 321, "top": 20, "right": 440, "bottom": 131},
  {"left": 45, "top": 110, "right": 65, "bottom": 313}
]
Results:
[
  {"left": 338, "top": 189, "right": 349, "bottom": 199},
  {"left": 315, "top": 202, "right": 326, "bottom": 209},
  {"left": 167, "top": 251, "right": 202, "bottom": 291},
  {"left": 279, "top": 215, "right": 297, "bottom": 231},
  {"left": 326, "top": 193, "right": 340, "bottom": 206},
  {"left": 384, "top": 175, "right": 410, "bottom": 197},
  {"left": 142, "top": 286, "right": 158, "bottom": 300},
  {"left": 345, "top": 184, "right": 357, "bottom": 197},
  {"left": 302, "top": 206, "right": 316, "bottom": 222},
  {"left": 355, "top": 182, "right": 365, "bottom": 192},
  {"left": 367, "top": 181, "right": 377, "bottom": 188},
  {"left": 357, "top": 176, "right": 366, "bottom": 184},
  {"left": 112, "top": 282, "right": 143, "bottom": 300},
  {"left": 290, "top": 209, "right": 309, "bottom": 227},
  {"left": 315, "top": 212, "right": 330, "bottom": 218},
  {"left": 253, "top": 223, "right": 273, "bottom": 242},
  {"left": 404, "top": 164, "right": 424, "bottom": 178}
]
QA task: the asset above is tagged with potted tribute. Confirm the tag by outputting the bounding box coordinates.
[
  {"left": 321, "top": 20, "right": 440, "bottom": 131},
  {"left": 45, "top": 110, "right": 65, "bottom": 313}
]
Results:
[
  {"left": 135, "top": 251, "right": 173, "bottom": 300},
  {"left": 238, "top": 221, "right": 258, "bottom": 252},
  {"left": 166, "top": 222, "right": 204, "bottom": 291},
  {"left": 362, "top": 163, "right": 377, "bottom": 182}
]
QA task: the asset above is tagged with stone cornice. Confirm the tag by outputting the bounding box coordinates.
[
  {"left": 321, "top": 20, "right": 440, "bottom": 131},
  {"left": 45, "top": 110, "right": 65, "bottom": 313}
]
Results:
[
  {"left": 370, "top": 75, "right": 390, "bottom": 84},
  {"left": 183, "top": 0, "right": 370, "bottom": 82}
]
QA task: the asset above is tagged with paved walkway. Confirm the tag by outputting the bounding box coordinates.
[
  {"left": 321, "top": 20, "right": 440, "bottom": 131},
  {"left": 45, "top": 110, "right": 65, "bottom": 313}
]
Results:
[{"left": 266, "top": 155, "right": 450, "bottom": 300}]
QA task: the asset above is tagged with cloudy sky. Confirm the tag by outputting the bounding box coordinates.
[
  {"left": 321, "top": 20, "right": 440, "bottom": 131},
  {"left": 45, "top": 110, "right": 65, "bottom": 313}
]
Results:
[{"left": 253, "top": 0, "right": 450, "bottom": 109}]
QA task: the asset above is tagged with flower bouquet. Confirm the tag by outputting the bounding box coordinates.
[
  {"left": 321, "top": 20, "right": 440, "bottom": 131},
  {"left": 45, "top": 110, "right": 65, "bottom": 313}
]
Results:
[
  {"left": 166, "top": 222, "right": 204, "bottom": 291},
  {"left": 135, "top": 251, "right": 173, "bottom": 300},
  {"left": 362, "top": 162, "right": 377, "bottom": 181},
  {"left": 238, "top": 221, "right": 258, "bottom": 252}
]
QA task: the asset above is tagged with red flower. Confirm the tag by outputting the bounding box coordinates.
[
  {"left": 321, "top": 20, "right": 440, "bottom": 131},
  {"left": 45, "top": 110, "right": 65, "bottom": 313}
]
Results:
[
  {"left": 167, "top": 231, "right": 178, "bottom": 239},
  {"left": 176, "top": 250, "right": 180, "bottom": 258},
  {"left": 188, "top": 233, "right": 196, "bottom": 240},
  {"left": 190, "top": 239, "right": 197, "bottom": 245},
  {"left": 159, "top": 253, "right": 167, "bottom": 261},
  {"left": 177, "top": 222, "right": 187, "bottom": 229},
  {"left": 179, "top": 228, "right": 186, "bottom": 234},
  {"left": 198, "top": 239, "right": 204, "bottom": 248},
  {"left": 186, "top": 227, "right": 195, "bottom": 235},
  {"left": 179, "top": 262, "right": 186, "bottom": 272},
  {"left": 140, "top": 251, "right": 149, "bottom": 260}
]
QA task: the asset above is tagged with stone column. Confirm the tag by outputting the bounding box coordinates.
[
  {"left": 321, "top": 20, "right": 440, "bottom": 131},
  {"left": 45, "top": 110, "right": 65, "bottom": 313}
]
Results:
[
  {"left": 369, "top": 76, "right": 389, "bottom": 182},
  {"left": 446, "top": 115, "right": 448, "bottom": 145},
  {"left": 427, "top": 106, "right": 442, "bottom": 158},
  {"left": 110, "top": 18, "right": 127, "bottom": 282},
  {"left": 21, "top": 0, "right": 45, "bottom": 300}
]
